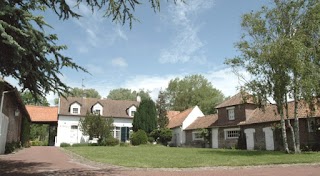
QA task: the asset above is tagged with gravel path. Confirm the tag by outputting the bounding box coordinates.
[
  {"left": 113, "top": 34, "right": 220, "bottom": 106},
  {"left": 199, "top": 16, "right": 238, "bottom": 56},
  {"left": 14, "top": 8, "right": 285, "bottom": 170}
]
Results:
[{"left": 0, "top": 146, "right": 319, "bottom": 176}]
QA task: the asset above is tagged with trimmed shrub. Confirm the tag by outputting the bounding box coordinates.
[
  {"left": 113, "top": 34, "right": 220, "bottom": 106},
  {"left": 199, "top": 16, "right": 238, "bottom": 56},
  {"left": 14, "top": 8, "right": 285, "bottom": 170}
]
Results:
[
  {"left": 131, "top": 130, "right": 148, "bottom": 146},
  {"left": 148, "top": 136, "right": 155, "bottom": 143},
  {"left": 151, "top": 128, "right": 172, "bottom": 146},
  {"left": 98, "top": 136, "right": 119, "bottom": 146},
  {"left": 30, "top": 139, "right": 47, "bottom": 146},
  {"left": 60, "top": 143, "right": 71, "bottom": 147},
  {"left": 72, "top": 143, "right": 89, "bottom": 147}
]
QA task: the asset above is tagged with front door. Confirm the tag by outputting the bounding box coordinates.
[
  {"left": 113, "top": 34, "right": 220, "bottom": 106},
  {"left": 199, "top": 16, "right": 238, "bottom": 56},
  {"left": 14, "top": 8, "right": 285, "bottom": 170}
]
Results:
[
  {"left": 244, "top": 128, "right": 255, "bottom": 150},
  {"left": 263, "top": 127, "right": 274, "bottom": 150},
  {"left": 70, "top": 125, "right": 78, "bottom": 144}
]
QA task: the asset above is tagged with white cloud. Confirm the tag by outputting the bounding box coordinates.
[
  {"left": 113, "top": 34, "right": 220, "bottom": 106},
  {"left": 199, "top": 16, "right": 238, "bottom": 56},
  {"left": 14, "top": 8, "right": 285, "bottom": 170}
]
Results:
[
  {"left": 86, "top": 64, "right": 105, "bottom": 75},
  {"left": 159, "top": 0, "right": 214, "bottom": 64},
  {"left": 111, "top": 57, "right": 128, "bottom": 68}
]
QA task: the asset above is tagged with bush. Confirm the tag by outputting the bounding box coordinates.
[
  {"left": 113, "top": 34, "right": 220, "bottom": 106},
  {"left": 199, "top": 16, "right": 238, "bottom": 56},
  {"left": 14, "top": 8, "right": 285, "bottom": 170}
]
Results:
[
  {"left": 148, "top": 136, "right": 155, "bottom": 143},
  {"left": 150, "top": 128, "right": 172, "bottom": 146},
  {"left": 131, "top": 130, "right": 148, "bottom": 146},
  {"left": 60, "top": 143, "right": 71, "bottom": 147},
  {"left": 30, "top": 139, "right": 47, "bottom": 146},
  {"left": 98, "top": 136, "right": 119, "bottom": 146},
  {"left": 72, "top": 143, "right": 89, "bottom": 147},
  {"left": 5, "top": 142, "right": 21, "bottom": 154}
]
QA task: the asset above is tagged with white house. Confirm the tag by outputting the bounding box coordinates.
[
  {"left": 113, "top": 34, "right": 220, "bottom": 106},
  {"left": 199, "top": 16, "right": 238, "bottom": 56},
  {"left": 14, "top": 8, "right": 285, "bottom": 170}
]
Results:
[
  {"left": 55, "top": 97, "right": 139, "bottom": 146},
  {"left": 167, "top": 106, "right": 204, "bottom": 146}
]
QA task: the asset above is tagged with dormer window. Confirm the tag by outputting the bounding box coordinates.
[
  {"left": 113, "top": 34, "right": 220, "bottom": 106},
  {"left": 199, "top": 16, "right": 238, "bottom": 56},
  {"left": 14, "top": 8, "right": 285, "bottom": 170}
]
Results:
[
  {"left": 72, "top": 108, "right": 79, "bottom": 114},
  {"left": 70, "top": 102, "right": 81, "bottom": 115},
  {"left": 127, "top": 105, "right": 137, "bottom": 117},
  {"left": 226, "top": 107, "right": 235, "bottom": 120},
  {"left": 92, "top": 103, "right": 103, "bottom": 116},
  {"left": 130, "top": 110, "right": 136, "bottom": 117}
]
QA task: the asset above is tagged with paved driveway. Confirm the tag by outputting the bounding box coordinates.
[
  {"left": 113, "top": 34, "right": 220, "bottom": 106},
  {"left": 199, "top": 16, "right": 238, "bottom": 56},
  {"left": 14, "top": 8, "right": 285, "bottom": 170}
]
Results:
[{"left": 0, "top": 146, "right": 319, "bottom": 176}]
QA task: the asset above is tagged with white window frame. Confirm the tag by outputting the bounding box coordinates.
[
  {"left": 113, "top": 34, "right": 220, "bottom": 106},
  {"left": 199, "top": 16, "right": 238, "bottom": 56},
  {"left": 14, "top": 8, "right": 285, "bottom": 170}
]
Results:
[
  {"left": 226, "top": 107, "right": 235, "bottom": 120},
  {"left": 92, "top": 103, "right": 103, "bottom": 115},
  {"left": 192, "top": 131, "right": 203, "bottom": 141},
  {"left": 224, "top": 128, "right": 240, "bottom": 140},
  {"left": 113, "top": 127, "right": 121, "bottom": 140},
  {"left": 72, "top": 108, "right": 79, "bottom": 114},
  {"left": 130, "top": 110, "right": 136, "bottom": 117}
]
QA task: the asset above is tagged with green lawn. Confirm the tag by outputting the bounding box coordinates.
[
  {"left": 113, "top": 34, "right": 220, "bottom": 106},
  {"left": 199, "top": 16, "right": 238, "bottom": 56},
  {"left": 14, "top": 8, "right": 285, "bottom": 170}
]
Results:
[{"left": 66, "top": 145, "right": 320, "bottom": 168}]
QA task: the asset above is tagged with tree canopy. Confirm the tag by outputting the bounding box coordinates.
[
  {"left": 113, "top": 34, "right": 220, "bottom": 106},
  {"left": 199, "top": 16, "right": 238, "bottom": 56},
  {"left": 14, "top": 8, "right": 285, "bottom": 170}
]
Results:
[
  {"left": 107, "top": 88, "right": 151, "bottom": 101},
  {"left": 226, "top": 0, "right": 320, "bottom": 153},
  {"left": 79, "top": 113, "right": 114, "bottom": 141},
  {"left": 156, "top": 90, "right": 169, "bottom": 128},
  {"left": 20, "top": 91, "right": 50, "bottom": 106},
  {"left": 69, "top": 87, "right": 101, "bottom": 98},
  {"left": 164, "top": 74, "right": 224, "bottom": 115},
  {"left": 132, "top": 99, "right": 157, "bottom": 134},
  {"left": 0, "top": 0, "right": 180, "bottom": 100}
]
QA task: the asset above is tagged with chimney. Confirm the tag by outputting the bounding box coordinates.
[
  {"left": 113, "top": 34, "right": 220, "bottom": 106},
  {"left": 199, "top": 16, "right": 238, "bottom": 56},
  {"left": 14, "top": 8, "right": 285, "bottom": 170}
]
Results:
[{"left": 136, "top": 95, "right": 141, "bottom": 102}]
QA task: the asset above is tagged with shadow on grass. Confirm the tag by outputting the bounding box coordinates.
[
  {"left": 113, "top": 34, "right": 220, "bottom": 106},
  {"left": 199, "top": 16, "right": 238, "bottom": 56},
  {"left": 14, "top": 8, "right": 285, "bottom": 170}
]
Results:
[{"left": 0, "top": 160, "right": 120, "bottom": 176}]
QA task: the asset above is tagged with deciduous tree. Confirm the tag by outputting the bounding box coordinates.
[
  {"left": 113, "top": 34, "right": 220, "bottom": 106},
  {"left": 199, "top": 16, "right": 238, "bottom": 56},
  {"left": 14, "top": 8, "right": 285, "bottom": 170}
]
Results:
[
  {"left": 226, "top": 0, "right": 320, "bottom": 153},
  {"left": 107, "top": 88, "right": 150, "bottom": 101},
  {"left": 165, "top": 74, "right": 224, "bottom": 115}
]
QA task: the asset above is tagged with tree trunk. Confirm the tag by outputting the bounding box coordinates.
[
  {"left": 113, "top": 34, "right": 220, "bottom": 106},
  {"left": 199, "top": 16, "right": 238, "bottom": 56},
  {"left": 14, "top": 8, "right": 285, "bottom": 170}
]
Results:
[
  {"left": 285, "top": 98, "right": 297, "bottom": 153},
  {"left": 293, "top": 95, "right": 301, "bottom": 153},
  {"left": 280, "top": 109, "right": 290, "bottom": 153}
]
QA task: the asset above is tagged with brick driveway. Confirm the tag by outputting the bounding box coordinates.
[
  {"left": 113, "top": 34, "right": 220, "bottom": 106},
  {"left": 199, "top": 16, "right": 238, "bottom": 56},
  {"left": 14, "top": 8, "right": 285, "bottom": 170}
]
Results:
[{"left": 0, "top": 146, "right": 319, "bottom": 176}]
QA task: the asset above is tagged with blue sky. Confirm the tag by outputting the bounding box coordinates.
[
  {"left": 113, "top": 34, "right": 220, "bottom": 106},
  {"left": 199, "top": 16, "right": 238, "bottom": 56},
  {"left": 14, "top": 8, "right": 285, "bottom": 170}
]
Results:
[{"left": 7, "top": 0, "right": 270, "bottom": 104}]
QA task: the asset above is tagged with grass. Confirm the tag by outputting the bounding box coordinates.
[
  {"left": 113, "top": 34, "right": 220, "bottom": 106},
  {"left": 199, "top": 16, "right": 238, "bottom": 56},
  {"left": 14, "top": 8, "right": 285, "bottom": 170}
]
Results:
[{"left": 66, "top": 145, "right": 320, "bottom": 168}]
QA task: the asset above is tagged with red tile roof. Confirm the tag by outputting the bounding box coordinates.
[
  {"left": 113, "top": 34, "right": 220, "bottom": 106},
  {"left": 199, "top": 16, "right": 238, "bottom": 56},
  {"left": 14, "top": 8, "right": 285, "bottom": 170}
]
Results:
[
  {"left": 185, "top": 114, "right": 218, "bottom": 130},
  {"left": 216, "top": 92, "right": 255, "bottom": 108},
  {"left": 242, "top": 101, "right": 320, "bottom": 125},
  {"left": 167, "top": 111, "right": 180, "bottom": 120},
  {"left": 167, "top": 107, "right": 194, "bottom": 129},
  {"left": 26, "top": 105, "right": 58, "bottom": 122}
]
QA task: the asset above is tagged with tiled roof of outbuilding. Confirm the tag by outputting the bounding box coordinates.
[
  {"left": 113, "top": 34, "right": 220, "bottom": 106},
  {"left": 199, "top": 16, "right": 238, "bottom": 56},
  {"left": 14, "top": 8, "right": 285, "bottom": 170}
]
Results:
[
  {"left": 167, "top": 107, "right": 194, "bottom": 129},
  {"left": 26, "top": 105, "right": 58, "bottom": 122},
  {"left": 185, "top": 114, "right": 218, "bottom": 130}
]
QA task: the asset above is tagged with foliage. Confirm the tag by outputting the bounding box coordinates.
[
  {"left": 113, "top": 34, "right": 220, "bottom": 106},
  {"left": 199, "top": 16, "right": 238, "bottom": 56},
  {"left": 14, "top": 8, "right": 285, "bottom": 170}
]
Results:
[
  {"left": 60, "top": 143, "right": 71, "bottom": 147},
  {"left": 30, "top": 124, "right": 49, "bottom": 142},
  {"left": 79, "top": 113, "right": 114, "bottom": 142},
  {"left": 5, "top": 142, "right": 21, "bottom": 154},
  {"left": 156, "top": 90, "right": 169, "bottom": 128},
  {"left": 20, "top": 114, "right": 31, "bottom": 148},
  {"left": 131, "top": 130, "right": 148, "bottom": 146},
  {"left": 20, "top": 91, "right": 50, "bottom": 106},
  {"left": 100, "top": 136, "right": 120, "bottom": 146},
  {"left": 132, "top": 99, "right": 157, "bottom": 133},
  {"left": 68, "top": 87, "right": 101, "bottom": 98},
  {"left": 226, "top": 0, "right": 320, "bottom": 153},
  {"left": 199, "top": 128, "right": 210, "bottom": 144},
  {"left": 164, "top": 74, "right": 224, "bottom": 115},
  {"left": 150, "top": 128, "right": 172, "bottom": 146},
  {"left": 30, "top": 139, "right": 48, "bottom": 146},
  {"left": 107, "top": 88, "right": 151, "bottom": 101},
  {"left": 1, "top": 0, "right": 180, "bottom": 100},
  {"left": 67, "top": 146, "right": 320, "bottom": 168}
]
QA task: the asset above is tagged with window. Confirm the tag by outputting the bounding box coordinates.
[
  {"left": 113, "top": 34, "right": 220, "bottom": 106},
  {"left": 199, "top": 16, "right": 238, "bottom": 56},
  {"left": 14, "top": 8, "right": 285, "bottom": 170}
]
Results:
[
  {"left": 71, "top": 125, "right": 78, "bottom": 130},
  {"left": 192, "top": 131, "right": 203, "bottom": 140},
  {"left": 72, "top": 108, "right": 79, "bottom": 114},
  {"left": 130, "top": 111, "right": 136, "bottom": 117},
  {"left": 226, "top": 130, "right": 239, "bottom": 139},
  {"left": 227, "top": 107, "right": 235, "bottom": 120},
  {"left": 114, "top": 127, "right": 121, "bottom": 140}
]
